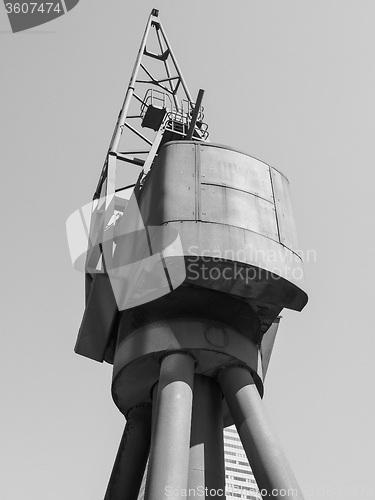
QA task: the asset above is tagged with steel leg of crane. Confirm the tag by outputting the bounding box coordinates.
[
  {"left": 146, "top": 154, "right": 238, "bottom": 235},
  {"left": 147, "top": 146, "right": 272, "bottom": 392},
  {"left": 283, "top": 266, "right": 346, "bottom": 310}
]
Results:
[
  {"left": 144, "top": 352, "right": 195, "bottom": 500},
  {"left": 104, "top": 403, "right": 152, "bottom": 500},
  {"left": 187, "top": 375, "right": 225, "bottom": 499},
  {"left": 218, "top": 366, "right": 304, "bottom": 500},
  {"left": 136, "top": 381, "right": 162, "bottom": 499}
]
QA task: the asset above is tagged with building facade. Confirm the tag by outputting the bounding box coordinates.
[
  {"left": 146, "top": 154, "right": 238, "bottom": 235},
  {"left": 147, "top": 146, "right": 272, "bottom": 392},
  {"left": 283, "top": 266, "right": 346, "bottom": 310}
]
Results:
[{"left": 224, "top": 426, "right": 261, "bottom": 500}]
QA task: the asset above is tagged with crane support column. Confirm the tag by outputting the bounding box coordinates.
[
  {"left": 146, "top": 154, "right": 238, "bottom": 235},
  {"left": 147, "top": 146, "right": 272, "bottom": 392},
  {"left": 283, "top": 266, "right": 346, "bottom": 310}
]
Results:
[
  {"left": 218, "top": 366, "right": 304, "bottom": 500},
  {"left": 104, "top": 404, "right": 152, "bottom": 500},
  {"left": 187, "top": 375, "right": 225, "bottom": 499},
  {"left": 145, "top": 352, "right": 195, "bottom": 500}
]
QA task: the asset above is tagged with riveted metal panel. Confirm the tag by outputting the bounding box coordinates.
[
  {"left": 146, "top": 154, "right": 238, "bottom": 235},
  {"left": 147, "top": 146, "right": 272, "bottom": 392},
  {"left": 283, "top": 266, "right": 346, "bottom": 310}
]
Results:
[
  {"left": 270, "top": 168, "right": 299, "bottom": 252},
  {"left": 140, "top": 142, "right": 197, "bottom": 225},
  {"left": 200, "top": 185, "right": 278, "bottom": 241},
  {"left": 199, "top": 145, "right": 274, "bottom": 203},
  {"left": 135, "top": 141, "right": 307, "bottom": 317}
]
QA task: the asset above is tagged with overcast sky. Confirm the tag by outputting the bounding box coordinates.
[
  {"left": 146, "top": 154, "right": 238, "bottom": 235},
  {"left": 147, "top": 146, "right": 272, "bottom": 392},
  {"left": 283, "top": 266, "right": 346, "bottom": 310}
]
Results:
[{"left": 1, "top": 1, "right": 374, "bottom": 499}]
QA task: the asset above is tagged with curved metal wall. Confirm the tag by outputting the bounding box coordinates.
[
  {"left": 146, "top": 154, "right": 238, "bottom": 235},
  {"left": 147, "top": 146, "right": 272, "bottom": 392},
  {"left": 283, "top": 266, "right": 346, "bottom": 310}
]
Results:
[{"left": 139, "top": 141, "right": 307, "bottom": 312}]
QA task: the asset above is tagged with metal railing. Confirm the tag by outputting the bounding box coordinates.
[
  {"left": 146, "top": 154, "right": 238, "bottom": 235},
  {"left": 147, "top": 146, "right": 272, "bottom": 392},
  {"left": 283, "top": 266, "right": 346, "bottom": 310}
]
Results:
[{"left": 140, "top": 88, "right": 209, "bottom": 140}]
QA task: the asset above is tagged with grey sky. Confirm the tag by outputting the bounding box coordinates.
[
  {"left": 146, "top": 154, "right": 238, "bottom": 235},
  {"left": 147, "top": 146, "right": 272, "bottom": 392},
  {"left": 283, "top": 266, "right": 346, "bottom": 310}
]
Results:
[{"left": 1, "top": 1, "right": 374, "bottom": 499}]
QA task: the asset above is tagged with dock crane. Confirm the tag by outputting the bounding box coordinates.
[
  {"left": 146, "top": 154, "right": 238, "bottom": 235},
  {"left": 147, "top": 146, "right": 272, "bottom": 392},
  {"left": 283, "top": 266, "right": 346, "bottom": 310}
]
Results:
[{"left": 71, "top": 9, "right": 308, "bottom": 500}]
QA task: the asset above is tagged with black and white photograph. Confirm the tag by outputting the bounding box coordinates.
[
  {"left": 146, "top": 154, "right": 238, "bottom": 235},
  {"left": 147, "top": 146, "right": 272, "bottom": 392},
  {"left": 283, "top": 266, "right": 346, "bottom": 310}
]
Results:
[{"left": 1, "top": 2, "right": 374, "bottom": 499}]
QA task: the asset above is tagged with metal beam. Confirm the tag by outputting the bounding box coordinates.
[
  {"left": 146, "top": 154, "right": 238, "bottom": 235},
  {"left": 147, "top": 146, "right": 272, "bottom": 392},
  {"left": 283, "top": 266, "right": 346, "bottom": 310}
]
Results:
[
  {"left": 144, "top": 352, "right": 195, "bottom": 500},
  {"left": 109, "top": 10, "right": 157, "bottom": 154},
  {"left": 156, "top": 27, "right": 180, "bottom": 108},
  {"left": 104, "top": 404, "right": 152, "bottom": 500},
  {"left": 186, "top": 89, "right": 205, "bottom": 140},
  {"left": 157, "top": 20, "right": 193, "bottom": 102},
  {"left": 218, "top": 366, "right": 304, "bottom": 499},
  {"left": 187, "top": 375, "right": 225, "bottom": 499}
]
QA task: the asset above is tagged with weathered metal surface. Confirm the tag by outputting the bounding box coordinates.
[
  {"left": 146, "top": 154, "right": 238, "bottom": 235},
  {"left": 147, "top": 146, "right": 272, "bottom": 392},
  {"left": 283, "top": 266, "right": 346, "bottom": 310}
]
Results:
[
  {"left": 270, "top": 168, "right": 300, "bottom": 253},
  {"left": 218, "top": 366, "right": 305, "bottom": 499},
  {"left": 111, "top": 317, "right": 261, "bottom": 417},
  {"left": 75, "top": 274, "right": 118, "bottom": 362},
  {"left": 144, "top": 353, "right": 194, "bottom": 500},
  {"left": 104, "top": 404, "right": 152, "bottom": 500},
  {"left": 75, "top": 141, "right": 307, "bottom": 363},
  {"left": 260, "top": 317, "right": 280, "bottom": 379},
  {"left": 187, "top": 375, "right": 225, "bottom": 498},
  {"left": 145, "top": 221, "right": 306, "bottom": 319},
  {"left": 199, "top": 144, "right": 274, "bottom": 203},
  {"left": 141, "top": 143, "right": 196, "bottom": 223},
  {"left": 200, "top": 185, "right": 278, "bottom": 240},
  {"left": 111, "top": 285, "right": 262, "bottom": 417},
  {"left": 139, "top": 141, "right": 307, "bottom": 318}
]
